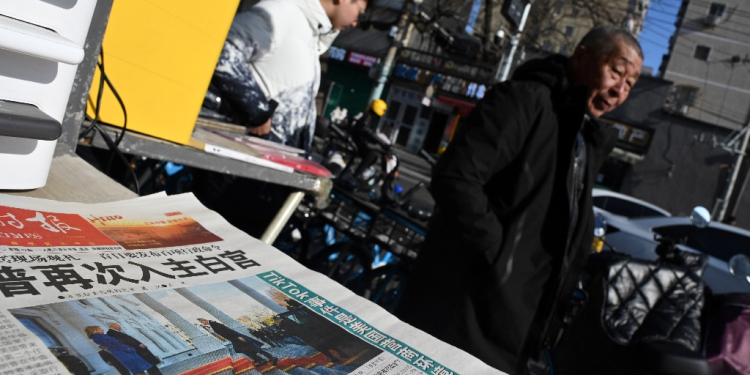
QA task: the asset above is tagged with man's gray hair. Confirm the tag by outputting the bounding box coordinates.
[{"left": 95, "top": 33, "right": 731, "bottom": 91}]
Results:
[{"left": 577, "top": 25, "right": 643, "bottom": 60}]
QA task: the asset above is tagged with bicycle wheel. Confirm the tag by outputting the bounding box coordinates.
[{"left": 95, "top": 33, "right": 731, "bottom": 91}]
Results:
[
  {"left": 309, "top": 240, "right": 372, "bottom": 296},
  {"left": 366, "top": 262, "right": 411, "bottom": 313}
]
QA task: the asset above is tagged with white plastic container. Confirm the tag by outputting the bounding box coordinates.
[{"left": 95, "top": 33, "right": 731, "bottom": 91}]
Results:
[{"left": 0, "top": 0, "right": 98, "bottom": 189}]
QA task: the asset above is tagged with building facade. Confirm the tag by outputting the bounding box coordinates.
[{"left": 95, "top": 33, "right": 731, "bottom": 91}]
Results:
[{"left": 659, "top": 0, "right": 750, "bottom": 131}]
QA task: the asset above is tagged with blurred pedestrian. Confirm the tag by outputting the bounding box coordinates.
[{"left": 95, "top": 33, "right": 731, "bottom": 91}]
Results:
[
  {"left": 198, "top": 318, "right": 278, "bottom": 366},
  {"left": 210, "top": 0, "right": 366, "bottom": 146},
  {"left": 193, "top": 0, "right": 368, "bottom": 238}
]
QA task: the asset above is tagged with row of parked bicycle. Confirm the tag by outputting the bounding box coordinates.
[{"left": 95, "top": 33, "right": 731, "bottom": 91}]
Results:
[{"left": 272, "top": 114, "right": 437, "bottom": 313}]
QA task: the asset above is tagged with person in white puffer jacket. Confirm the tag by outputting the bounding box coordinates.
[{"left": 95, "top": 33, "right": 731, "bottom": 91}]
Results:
[
  {"left": 192, "top": 0, "right": 365, "bottom": 238},
  {"left": 211, "top": 0, "right": 366, "bottom": 153}
]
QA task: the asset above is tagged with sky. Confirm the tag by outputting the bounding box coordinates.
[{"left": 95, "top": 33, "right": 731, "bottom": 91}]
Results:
[{"left": 637, "top": 0, "right": 683, "bottom": 75}]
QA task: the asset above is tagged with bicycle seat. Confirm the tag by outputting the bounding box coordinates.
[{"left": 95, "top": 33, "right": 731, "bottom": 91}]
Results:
[{"left": 552, "top": 267, "right": 710, "bottom": 375}]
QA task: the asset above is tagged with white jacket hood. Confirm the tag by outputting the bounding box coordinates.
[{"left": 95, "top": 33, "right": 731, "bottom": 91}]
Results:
[{"left": 291, "top": 0, "right": 339, "bottom": 53}]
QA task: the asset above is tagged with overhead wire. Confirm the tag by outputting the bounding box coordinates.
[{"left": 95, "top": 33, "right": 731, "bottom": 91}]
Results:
[
  {"left": 641, "top": 11, "right": 750, "bottom": 63},
  {"left": 648, "top": 8, "right": 750, "bottom": 40}
]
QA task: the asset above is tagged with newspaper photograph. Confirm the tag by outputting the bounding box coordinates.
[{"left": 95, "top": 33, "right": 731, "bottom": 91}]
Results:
[{"left": 0, "top": 193, "right": 504, "bottom": 375}]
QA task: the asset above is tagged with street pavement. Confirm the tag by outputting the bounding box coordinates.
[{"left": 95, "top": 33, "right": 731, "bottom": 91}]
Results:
[{"left": 391, "top": 146, "right": 435, "bottom": 210}]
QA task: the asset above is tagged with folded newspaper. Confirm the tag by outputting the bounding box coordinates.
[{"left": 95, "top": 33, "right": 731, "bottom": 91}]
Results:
[{"left": 0, "top": 193, "right": 504, "bottom": 375}]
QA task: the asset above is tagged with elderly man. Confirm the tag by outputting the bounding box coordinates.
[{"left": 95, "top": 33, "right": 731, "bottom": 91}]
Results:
[
  {"left": 106, "top": 322, "right": 162, "bottom": 375},
  {"left": 395, "top": 26, "right": 643, "bottom": 373}
]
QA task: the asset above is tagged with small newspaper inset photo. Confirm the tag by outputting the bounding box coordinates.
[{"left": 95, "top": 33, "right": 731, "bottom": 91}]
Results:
[{"left": 88, "top": 211, "right": 223, "bottom": 250}]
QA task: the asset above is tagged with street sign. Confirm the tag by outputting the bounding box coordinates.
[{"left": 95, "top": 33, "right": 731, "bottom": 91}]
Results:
[{"left": 502, "top": 0, "right": 529, "bottom": 28}]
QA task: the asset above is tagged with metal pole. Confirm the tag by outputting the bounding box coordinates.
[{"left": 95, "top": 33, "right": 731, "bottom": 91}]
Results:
[
  {"left": 729, "top": 161, "right": 750, "bottom": 223},
  {"left": 322, "top": 81, "right": 335, "bottom": 117},
  {"left": 483, "top": 0, "right": 494, "bottom": 51},
  {"left": 55, "top": 0, "right": 115, "bottom": 155},
  {"left": 498, "top": 2, "right": 532, "bottom": 82},
  {"left": 718, "top": 124, "right": 750, "bottom": 222},
  {"left": 260, "top": 191, "right": 305, "bottom": 244},
  {"left": 368, "top": 0, "right": 417, "bottom": 104}
]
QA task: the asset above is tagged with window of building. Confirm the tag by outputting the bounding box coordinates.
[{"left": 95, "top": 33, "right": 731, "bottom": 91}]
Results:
[
  {"left": 553, "top": 4, "right": 562, "bottom": 16},
  {"left": 419, "top": 105, "right": 432, "bottom": 119},
  {"left": 565, "top": 26, "right": 574, "bottom": 36},
  {"left": 694, "top": 45, "right": 711, "bottom": 60},
  {"left": 401, "top": 105, "right": 418, "bottom": 126},
  {"left": 542, "top": 41, "right": 551, "bottom": 51},
  {"left": 664, "top": 84, "right": 700, "bottom": 114},
  {"left": 709, "top": 3, "right": 726, "bottom": 17},
  {"left": 385, "top": 101, "right": 401, "bottom": 120},
  {"left": 675, "top": 85, "right": 700, "bottom": 106}
]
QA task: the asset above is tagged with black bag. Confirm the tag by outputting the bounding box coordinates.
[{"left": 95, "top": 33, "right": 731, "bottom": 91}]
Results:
[
  {"left": 596, "top": 250, "right": 707, "bottom": 351},
  {"left": 550, "top": 250, "right": 710, "bottom": 375}
]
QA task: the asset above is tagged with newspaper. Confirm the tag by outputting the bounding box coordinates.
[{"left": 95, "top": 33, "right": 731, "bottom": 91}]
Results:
[{"left": 0, "top": 193, "right": 504, "bottom": 375}]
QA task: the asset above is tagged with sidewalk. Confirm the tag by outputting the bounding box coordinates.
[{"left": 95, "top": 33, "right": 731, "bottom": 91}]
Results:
[{"left": 392, "top": 146, "right": 435, "bottom": 208}]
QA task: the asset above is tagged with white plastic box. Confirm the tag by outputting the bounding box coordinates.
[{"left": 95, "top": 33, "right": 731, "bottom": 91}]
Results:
[{"left": 0, "top": 0, "right": 98, "bottom": 189}]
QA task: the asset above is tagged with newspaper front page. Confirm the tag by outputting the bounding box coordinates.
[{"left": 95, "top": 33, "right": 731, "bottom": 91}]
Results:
[{"left": 0, "top": 193, "right": 504, "bottom": 375}]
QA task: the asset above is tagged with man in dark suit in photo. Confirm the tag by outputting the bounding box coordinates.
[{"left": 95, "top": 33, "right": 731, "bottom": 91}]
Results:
[
  {"left": 107, "top": 322, "right": 162, "bottom": 375},
  {"left": 197, "top": 318, "right": 278, "bottom": 366}
]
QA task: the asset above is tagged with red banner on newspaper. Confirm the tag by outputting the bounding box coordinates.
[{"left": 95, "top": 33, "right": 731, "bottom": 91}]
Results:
[{"left": 0, "top": 205, "right": 118, "bottom": 247}]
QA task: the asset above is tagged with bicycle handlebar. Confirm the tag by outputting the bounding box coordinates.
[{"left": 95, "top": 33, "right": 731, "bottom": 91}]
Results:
[{"left": 329, "top": 123, "right": 358, "bottom": 154}]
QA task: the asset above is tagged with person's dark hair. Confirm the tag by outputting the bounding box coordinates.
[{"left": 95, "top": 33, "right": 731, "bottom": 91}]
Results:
[{"left": 577, "top": 25, "right": 643, "bottom": 60}]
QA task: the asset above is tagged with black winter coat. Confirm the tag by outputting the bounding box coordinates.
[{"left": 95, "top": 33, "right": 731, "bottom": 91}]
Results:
[
  {"left": 208, "top": 321, "right": 265, "bottom": 354},
  {"left": 395, "top": 55, "right": 619, "bottom": 373}
]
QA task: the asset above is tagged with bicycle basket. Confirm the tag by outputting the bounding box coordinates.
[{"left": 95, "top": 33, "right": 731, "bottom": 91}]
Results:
[
  {"left": 370, "top": 208, "right": 426, "bottom": 260},
  {"left": 318, "top": 190, "right": 375, "bottom": 239}
]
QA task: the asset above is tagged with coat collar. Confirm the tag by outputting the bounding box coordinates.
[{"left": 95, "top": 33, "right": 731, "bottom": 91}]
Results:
[
  {"left": 291, "top": 0, "right": 339, "bottom": 53},
  {"left": 513, "top": 54, "right": 610, "bottom": 148}
]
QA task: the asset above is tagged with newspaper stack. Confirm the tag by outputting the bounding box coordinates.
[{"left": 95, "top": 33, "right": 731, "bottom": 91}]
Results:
[{"left": 0, "top": 193, "right": 504, "bottom": 375}]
